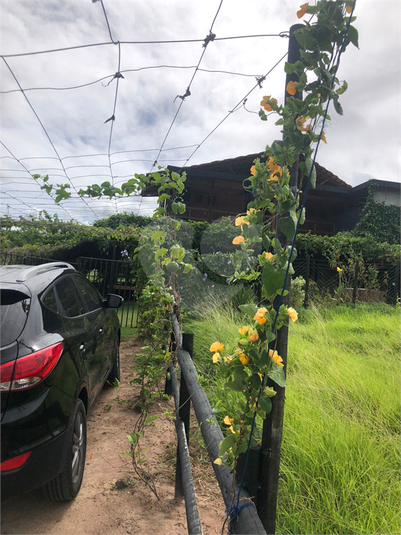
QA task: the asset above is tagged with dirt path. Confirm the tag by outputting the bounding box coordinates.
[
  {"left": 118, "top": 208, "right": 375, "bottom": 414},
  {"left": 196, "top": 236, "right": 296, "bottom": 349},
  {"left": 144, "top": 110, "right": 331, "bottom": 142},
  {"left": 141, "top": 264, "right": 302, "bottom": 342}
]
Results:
[{"left": 1, "top": 339, "right": 226, "bottom": 535}]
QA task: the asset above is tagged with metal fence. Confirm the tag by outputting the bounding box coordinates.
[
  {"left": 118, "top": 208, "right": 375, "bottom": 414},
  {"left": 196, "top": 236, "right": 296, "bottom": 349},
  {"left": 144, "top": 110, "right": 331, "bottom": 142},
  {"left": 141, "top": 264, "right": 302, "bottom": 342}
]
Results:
[
  {"left": 0, "top": 253, "right": 138, "bottom": 328},
  {"left": 293, "top": 255, "right": 400, "bottom": 305}
]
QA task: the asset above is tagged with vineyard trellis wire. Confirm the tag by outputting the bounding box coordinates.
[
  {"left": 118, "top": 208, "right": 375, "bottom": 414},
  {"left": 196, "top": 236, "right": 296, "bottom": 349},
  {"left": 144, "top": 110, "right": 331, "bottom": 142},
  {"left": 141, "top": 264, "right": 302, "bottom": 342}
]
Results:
[{"left": 0, "top": 0, "right": 294, "bottom": 224}]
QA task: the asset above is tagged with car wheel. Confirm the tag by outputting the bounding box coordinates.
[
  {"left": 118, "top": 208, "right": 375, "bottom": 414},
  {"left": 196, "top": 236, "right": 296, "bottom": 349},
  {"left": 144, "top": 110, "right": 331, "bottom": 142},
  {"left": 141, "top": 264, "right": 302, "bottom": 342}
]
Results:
[
  {"left": 107, "top": 338, "right": 120, "bottom": 384},
  {"left": 44, "top": 399, "right": 87, "bottom": 501}
]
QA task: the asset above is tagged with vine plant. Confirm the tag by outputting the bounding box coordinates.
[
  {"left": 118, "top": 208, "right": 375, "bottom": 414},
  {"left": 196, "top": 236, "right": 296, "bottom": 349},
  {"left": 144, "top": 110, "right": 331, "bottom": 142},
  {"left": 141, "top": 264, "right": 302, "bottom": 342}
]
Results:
[{"left": 210, "top": 0, "right": 358, "bottom": 469}]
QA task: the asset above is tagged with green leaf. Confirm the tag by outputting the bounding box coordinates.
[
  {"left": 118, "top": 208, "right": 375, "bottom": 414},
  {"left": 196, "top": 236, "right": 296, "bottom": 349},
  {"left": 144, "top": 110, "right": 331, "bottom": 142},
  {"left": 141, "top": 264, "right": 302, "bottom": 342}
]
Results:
[
  {"left": 238, "top": 304, "right": 258, "bottom": 317},
  {"left": 258, "top": 396, "right": 272, "bottom": 414},
  {"left": 261, "top": 263, "right": 286, "bottom": 299},
  {"left": 347, "top": 25, "right": 359, "bottom": 48},
  {"left": 226, "top": 380, "right": 244, "bottom": 392},
  {"left": 219, "top": 433, "right": 237, "bottom": 455},
  {"left": 284, "top": 62, "right": 296, "bottom": 74},
  {"left": 268, "top": 366, "right": 287, "bottom": 388},
  {"left": 279, "top": 213, "right": 297, "bottom": 241},
  {"left": 144, "top": 415, "right": 159, "bottom": 426}
]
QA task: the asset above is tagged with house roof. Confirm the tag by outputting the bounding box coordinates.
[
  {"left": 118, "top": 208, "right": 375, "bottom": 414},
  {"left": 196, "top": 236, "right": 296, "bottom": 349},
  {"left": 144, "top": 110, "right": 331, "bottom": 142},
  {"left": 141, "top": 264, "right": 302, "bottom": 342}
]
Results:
[{"left": 174, "top": 152, "right": 352, "bottom": 190}]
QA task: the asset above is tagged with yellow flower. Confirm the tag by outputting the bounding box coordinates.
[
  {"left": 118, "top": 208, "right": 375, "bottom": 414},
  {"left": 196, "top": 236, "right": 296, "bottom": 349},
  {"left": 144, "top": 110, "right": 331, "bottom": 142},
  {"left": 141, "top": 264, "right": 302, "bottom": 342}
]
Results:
[
  {"left": 267, "top": 157, "right": 282, "bottom": 176},
  {"left": 253, "top": 307, "right": 268, "bottom": 324},
  {"left": 261, "top": 96, "right": 277, "bottom": 112},
  {"left": 224, "top": 355, "right": 232, "bottom": 363},
  {"left": 265, "top": 252, "right": 273, "bottom": 260},
  {"left": 212, "top": 352, "right": 220, "bottom": 363},
  {"left": 250, "top": 165, "right": 256, "bottom": 176},
  {"left": 287, "top": 307, "right": 298, "bottom": 322},
  {"left": 224, "top": 415, "right": 234, "bottom": 425},
  {"left": 235, "top": 216, "right": 249, "bottom": 227},
  {"left": 247, "top": 208, "right": 257, "bottom": 215},
  {"left": 210, "top": 341, "right": 224, "bottom": 353},
  {"left": 239, "top": 353, "right": 249, "bottom": 365},
  {"left": 297, "top": 3, "right": 308, "bottom": 19},
  {"left": 213, "top": 458, "right": 222, "bottom": 465},
  {"left": 229, "top": 426, "right": 236, "bottom": 434},
  {"left": 248, "top": 332, "right": 259, "bottom": 343},
  {"left": 345, "top": 1, "right": 354, "bottom": 14},
  {"left": 232, "top": 236, "right": 245, "bottom": 245},
  {"left": 267, "top": 156, "right": 282, "bottom": 182},
  {"left": 286, "top": 80, "right": 297, "bottom": 96},
  {"left": 269, "top": 349, "right": 284, "bottom": 367},
  {"left": 337, "top": 267, "right": 343, "bottom": 272},
  {"left": 321, "top": 131, "right": 327, "bottom": 144},
  {"left": 296, "top": 116, "right": 311, "bottom": 132}
]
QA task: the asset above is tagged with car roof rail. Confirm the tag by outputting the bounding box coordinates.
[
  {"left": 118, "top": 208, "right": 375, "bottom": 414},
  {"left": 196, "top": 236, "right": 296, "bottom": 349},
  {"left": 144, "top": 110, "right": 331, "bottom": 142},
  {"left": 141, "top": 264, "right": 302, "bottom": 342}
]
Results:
[{"left": 15, "top": 262, "right": 75, "bottom": 282}]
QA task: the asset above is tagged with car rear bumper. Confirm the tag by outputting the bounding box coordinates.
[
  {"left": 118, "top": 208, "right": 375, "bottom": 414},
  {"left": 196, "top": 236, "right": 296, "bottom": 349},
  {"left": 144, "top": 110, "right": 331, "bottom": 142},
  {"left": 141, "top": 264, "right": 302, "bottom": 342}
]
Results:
[{"left": 1, "top": 427, "right": 70, "bottom": 497}]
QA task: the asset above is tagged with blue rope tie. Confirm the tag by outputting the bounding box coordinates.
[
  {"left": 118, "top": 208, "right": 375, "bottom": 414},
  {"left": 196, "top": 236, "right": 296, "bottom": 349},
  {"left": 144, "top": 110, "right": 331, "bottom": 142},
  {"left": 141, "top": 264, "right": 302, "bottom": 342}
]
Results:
[{"left": 226, "top": 500, "right": 254, "bottom": 532}]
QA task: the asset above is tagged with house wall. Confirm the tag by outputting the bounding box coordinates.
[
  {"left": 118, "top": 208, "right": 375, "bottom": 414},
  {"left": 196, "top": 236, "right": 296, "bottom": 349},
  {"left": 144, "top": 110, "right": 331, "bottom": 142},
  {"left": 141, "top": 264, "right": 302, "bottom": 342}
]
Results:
[{"left": 372, "top": 189, "right": 401, "bottom": 207}]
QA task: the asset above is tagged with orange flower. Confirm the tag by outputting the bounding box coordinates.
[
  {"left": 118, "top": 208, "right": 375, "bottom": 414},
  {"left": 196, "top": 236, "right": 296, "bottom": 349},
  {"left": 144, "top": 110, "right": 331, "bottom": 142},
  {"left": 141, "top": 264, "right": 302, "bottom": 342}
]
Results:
[
  {"left": 265, "top": 252, "right": 273, "bottom": 260},
  {"left": 210, "top": 341, "right": 224, "bottom": 353},
  {"left": 250, "top": 165, "right": 256, "bottom": 176},
  {"left": 321, "top": 131, "right": 327, "bottom": 144},
  {"left": 235, "top": 216, "right": 249, "bottom": 227},
  {"left": 267, "top": 157, "right": 282, "bottom": 177},
  {"left": 268, "top": 175, "right": 279, "bottom": 183},
  {"left": 261, "top": 96, "right": 277, "bottom": 112},
  {"left": 286, "top": 81, "right": 297, "bottom": 96},
  {"left": 297, "top": 3, "right": 308, "bottom": 19},
  {"left": 253, "top": 307, "right": 267, "bottom": 325},
  {"left": 238, "top": 326, "right": 250, "bottom": 335},
  {"left": 345, "top": 1, "right": 353, "bottom": 14},
  {"left": 239, "top": 353, "right": 249, "bottom": 365},
  {"left": 248, "top": 332, "right": 259, "bottom": 343},
  {"left": 269, "top": 349, "right": 284, "bottom": 367},
  {"left": 296, "top": 116, "right": 311, "bottom": 132},
  {"left": 232, "top": 236, "right": 245, "bottom": 245},
  {"left": 287, "top": 307, "right": 298, "bottom": 322}
]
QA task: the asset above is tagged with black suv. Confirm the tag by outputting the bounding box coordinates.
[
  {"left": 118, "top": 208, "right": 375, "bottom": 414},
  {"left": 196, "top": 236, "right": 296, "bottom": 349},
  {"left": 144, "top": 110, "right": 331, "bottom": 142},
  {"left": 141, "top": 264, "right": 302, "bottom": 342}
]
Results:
[{"left": 0, "top": 262, "right": 122, "bottom": 501}]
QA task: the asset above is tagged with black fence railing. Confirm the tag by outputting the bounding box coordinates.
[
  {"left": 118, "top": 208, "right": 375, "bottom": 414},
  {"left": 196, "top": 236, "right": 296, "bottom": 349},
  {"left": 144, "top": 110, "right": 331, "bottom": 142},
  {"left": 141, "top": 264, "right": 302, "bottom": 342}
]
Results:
[
  {"left": 77, "top": 257, "right": 138, "bottom": 328},
  {"left": 169, "top": 315, "right": 266, "bottom": 535}
]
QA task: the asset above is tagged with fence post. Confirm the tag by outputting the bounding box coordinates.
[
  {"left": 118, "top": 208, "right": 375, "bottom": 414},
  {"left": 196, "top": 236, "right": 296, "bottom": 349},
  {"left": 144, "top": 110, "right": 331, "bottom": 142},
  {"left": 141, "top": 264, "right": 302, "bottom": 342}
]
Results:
[
  {"left": 352, "top": 259, "right": 359, "bottom": 305},
  {"left": 304, "top": 254, "right": 311, "bottom": 307},
  {"left": 175, "top": 332, "right": 194, "bottom": 498},
  {"left": 394, "top": 261, "right": 400, "bottom": 305},
  {"left": 257, "top": 23, "right": 304, "bottom": 534}
]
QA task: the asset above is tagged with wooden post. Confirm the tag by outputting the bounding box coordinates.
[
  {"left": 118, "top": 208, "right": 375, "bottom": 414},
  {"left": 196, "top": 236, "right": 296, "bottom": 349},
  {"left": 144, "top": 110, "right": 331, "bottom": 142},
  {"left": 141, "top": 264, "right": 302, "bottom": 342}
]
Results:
[{"left": 257, "top": 23, "right": 304, "bottom": 534}]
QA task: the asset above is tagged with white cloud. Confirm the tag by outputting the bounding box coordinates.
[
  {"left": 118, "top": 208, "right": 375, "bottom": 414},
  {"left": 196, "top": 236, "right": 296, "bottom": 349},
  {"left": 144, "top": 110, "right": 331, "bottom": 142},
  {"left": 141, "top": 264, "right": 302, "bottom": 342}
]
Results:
[{"left": 0, "top": 0, "right": 400, "bottom": 223}]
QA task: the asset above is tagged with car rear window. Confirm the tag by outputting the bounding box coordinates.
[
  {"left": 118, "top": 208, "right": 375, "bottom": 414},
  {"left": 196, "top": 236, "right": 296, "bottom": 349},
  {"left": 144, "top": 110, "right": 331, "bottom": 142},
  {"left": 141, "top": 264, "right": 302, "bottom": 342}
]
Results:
[{"left": 0, "top": 290, "right": 30, "bottom": 346}]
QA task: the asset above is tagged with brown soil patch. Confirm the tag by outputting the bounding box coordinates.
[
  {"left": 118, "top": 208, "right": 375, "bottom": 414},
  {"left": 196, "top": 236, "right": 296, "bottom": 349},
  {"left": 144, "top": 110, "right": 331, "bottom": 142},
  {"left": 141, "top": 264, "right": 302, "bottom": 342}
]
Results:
[{"left": 1, "top": 338, "right": 226, "bottom": 534}]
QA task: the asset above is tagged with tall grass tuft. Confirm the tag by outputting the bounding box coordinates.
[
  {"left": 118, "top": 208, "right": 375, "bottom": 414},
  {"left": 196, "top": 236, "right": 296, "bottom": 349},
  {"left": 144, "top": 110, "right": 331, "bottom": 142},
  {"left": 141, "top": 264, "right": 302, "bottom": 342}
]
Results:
[{"left": 184, "top": 301, "right": 401, "bottom": 535}]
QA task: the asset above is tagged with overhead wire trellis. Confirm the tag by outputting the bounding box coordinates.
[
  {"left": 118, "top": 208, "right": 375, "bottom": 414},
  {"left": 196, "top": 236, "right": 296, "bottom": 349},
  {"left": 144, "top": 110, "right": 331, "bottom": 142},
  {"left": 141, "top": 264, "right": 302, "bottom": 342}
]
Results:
[{"left": 0, "top": 0, "right": 290, "bottom": 222}]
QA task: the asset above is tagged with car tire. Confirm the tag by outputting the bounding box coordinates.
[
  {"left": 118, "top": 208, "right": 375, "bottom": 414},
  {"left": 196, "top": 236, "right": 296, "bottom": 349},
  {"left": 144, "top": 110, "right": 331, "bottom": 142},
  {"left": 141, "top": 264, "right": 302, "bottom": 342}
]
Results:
[
  {"left": 44, "top": 398, "right": 87, "bottom": 501},
  {"left": 107, "top": 338, "right": 120, "bottom": 384}
]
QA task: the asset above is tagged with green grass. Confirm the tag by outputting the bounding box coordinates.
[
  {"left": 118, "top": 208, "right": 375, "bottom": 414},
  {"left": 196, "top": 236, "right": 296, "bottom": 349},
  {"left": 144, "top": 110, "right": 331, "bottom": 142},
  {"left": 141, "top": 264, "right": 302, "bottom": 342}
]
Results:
[{"left": 184, "top": 303, "right": 401, "bottom": 535}]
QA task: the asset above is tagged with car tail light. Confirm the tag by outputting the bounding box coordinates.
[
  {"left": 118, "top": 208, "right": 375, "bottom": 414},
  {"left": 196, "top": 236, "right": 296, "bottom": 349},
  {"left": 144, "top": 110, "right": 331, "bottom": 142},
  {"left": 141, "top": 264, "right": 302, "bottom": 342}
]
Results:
[
  {"left": 0, "top": 342, "right": 63, "bottom": 391},
  {"left": 1, "top": 451, "right": 32, "bottom": 472}
]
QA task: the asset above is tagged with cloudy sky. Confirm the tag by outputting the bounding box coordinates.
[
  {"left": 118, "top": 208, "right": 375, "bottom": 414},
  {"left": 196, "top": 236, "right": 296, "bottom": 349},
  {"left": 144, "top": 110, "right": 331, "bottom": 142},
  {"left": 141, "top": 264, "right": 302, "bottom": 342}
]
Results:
[{"left": 0, "top": 0, "right": 400, "bottom": 224}]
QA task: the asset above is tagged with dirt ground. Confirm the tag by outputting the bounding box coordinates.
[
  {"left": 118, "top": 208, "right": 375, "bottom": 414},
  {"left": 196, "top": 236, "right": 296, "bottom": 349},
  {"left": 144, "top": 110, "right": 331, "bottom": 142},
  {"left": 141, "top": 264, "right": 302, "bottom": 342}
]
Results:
[{"left": 1, "top": 338, "right": 226, "bottom": 535}]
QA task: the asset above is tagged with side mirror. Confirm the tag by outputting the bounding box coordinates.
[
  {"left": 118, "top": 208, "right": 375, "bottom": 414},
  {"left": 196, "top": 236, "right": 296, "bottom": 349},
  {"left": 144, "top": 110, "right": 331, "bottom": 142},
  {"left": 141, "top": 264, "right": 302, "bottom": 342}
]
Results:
[{"left": 106, "top": 294, "right": 123, "bottom": 308}]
